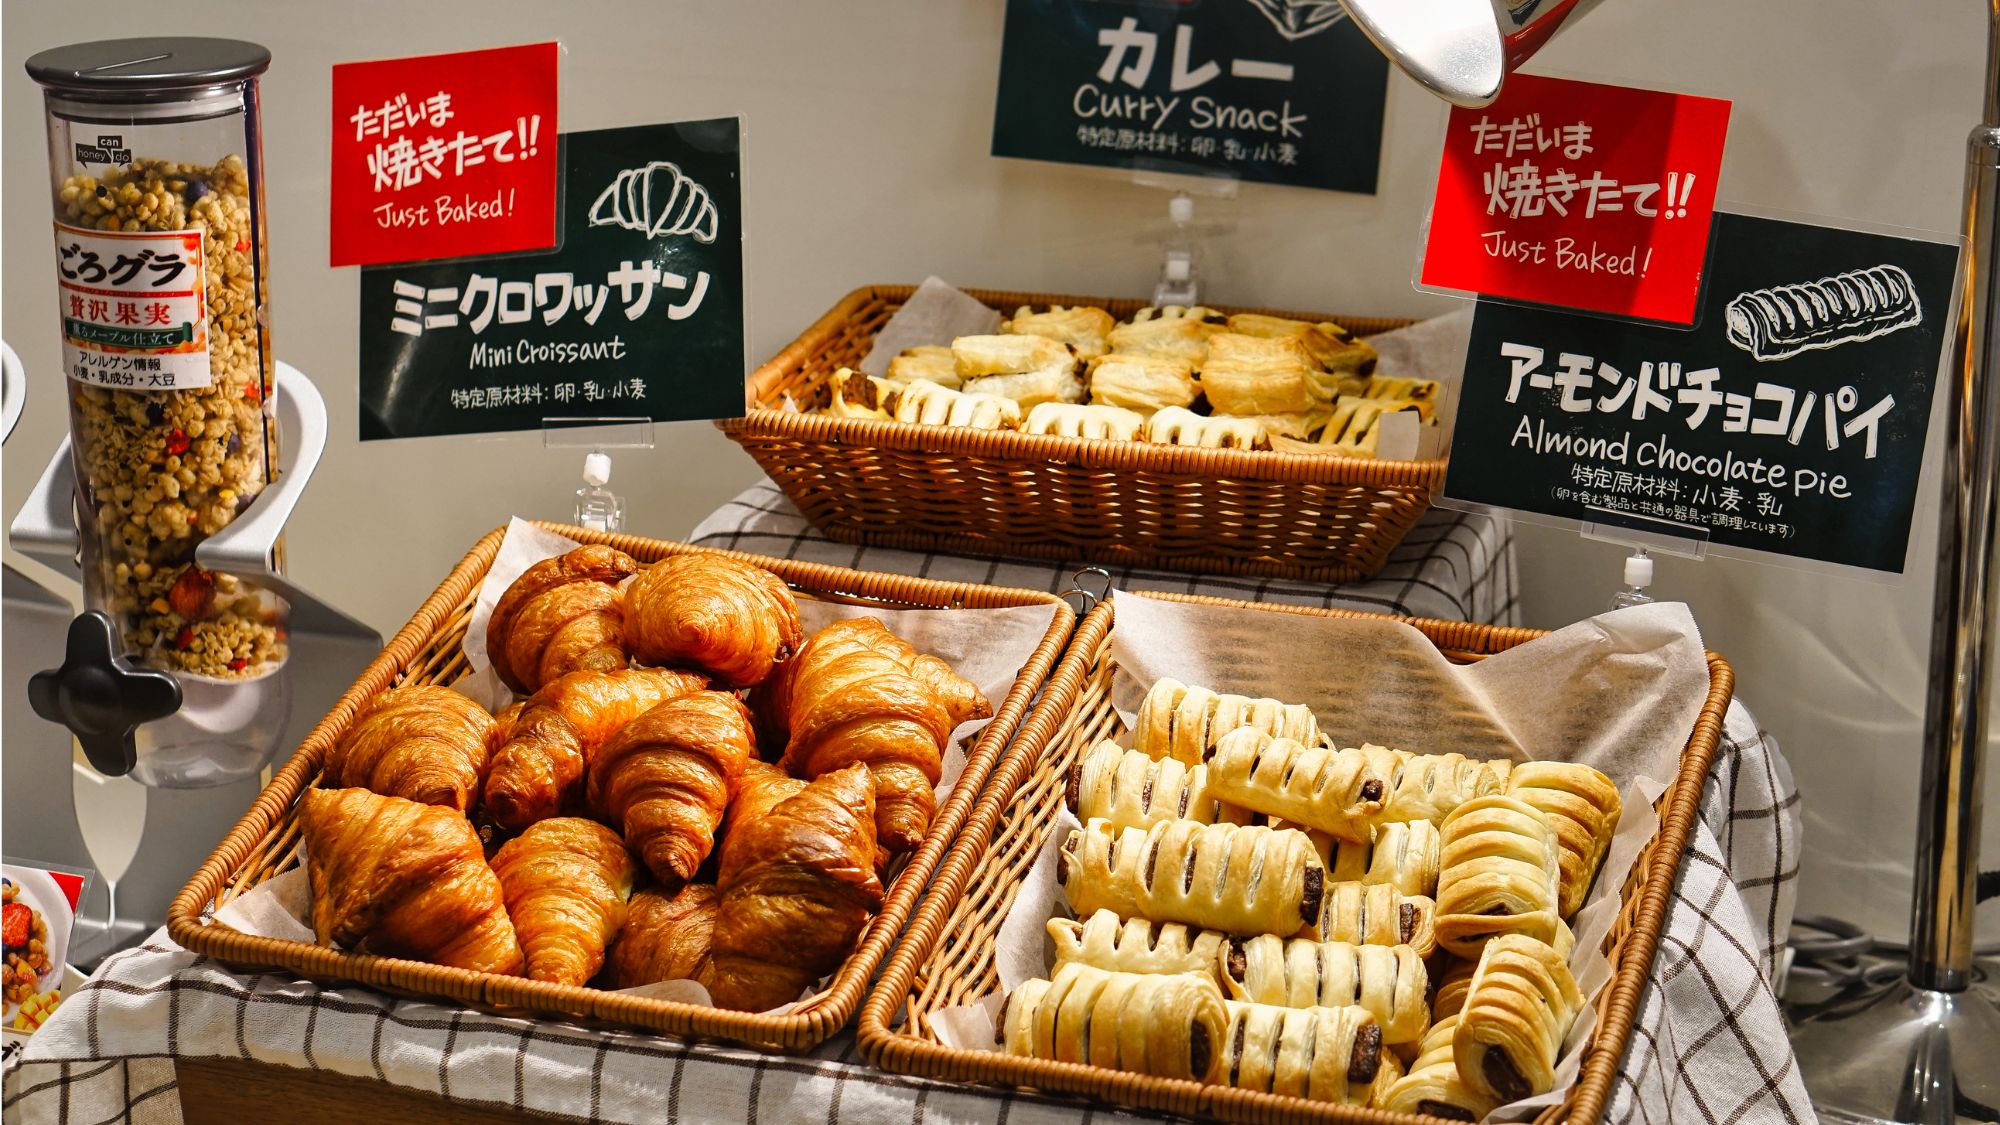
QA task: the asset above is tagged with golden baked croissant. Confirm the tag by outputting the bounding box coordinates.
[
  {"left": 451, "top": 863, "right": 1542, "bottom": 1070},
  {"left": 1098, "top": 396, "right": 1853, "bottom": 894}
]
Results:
[
  {"left": 706, "top": 763, "right": 885, "bottom": 1011},
  {"left": 884, "top": 345, "right": 961, "bottom": 389},
  {"left": 1508, "top": 762, "right": 1622, "bottom": 917},
  {"left": 604, "top": 883, "right": 718, "bottom": 989},
  {"left": 1086, "top": 353, "right": 1198, "bottom": 413},
  {"left": 1021, "top": 402, "right": 1147, "bottom": 440},
  {"left": 1001, "top": 962, "right": 1227, "bottom": 1083},
  {"left": 1133, "top": 678, "right": 1320, "bottom": 765},
  {"left": 486, "top": 545, "right": 640, "bottom": 694},
  {"left": 1453, "top": 934, "right": 1584, "bottom": 1103},
  {"left": 1312, "top": 881, "right": 1438, "bottom": 958},
  {"left": 1066, "top": 739, "right": 1251, "bottom": 831},
  {"left": 1005, "top": 304, "right": 1115, "bottom": 363},
  {"left": 624, "top": 553, "right": 803, "bottom": 689},
  {"left": 768, "top": 616, "right": 992, "bottom": 852},
  {"left": 299, "top": 787, "right": 522, "bottom": 975},
  {"left": 590, "top": 691, "right": 758, "bottom": 885},
  {"left": 1106, "top": 305, "right": 1227, "bottom": 369},
  {"left": 1060, "top": 818, "right": 1323, "bottom": 938},
  {"left": 1048, "top": 909, "right": 1228, "bottom": 978},
  {"left": 1200, "top": 333, "right": 1326, "bottom": 416},
  {"left": 489, "top": 818, "right": 638, "bottom": 985},
  {"left": 1219, "top": 1000, "right": 1396, "bottom": 1105},
  {"left": 482, "top": 667, "right": 707, "bottom": 831},
  {"left": 1205, "top": 731, "right": 1402, "bottom": 843},
  {"left": 1144, "top": 406, "right": 1268, "bottom": 450},
  {"left": 1377, "top": 1014, "right": 1500, "bottom": 1120},
  {"left": 1221, "top": 936, "right": 1430, "bottom": 1044},
  {"left": 323, "top": 685, "right": 495, "bottom": 812},
  {"left": 887, "top": 379, "right": 1022, "bottom": 429},
  {"left": 1434, "top": 795, "right": 1564, "bottom": 958}
]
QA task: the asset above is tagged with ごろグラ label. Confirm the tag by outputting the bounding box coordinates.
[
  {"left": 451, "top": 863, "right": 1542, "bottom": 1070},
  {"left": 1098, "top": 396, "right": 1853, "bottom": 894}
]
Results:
[{"left": 53, "top": 223, "right": 211, "bottom": 389}]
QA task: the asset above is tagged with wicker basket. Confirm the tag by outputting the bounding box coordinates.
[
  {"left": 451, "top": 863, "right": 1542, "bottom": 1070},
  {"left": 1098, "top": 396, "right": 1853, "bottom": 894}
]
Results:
[
  {"left": 858, "top": 593, "right": 1735, "bottom": 1124},
  {"left": 717, "top": 285, "right": 1444, "bottom": 583},
  {"left": 166, "top": 524, "right": 1076, "bottom": 1053}
]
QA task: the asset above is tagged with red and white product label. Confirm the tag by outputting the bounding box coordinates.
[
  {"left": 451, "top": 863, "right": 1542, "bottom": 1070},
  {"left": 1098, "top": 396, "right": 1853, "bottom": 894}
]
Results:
[
  {"left": 1419, "top": 75, "right": 1732, "bottom": 326},
  {"left": 329, "top": 41, "right": 559, "bottom": 267},
  {"left": 53, "top": 223, "right": 211, "bottom": 389}
]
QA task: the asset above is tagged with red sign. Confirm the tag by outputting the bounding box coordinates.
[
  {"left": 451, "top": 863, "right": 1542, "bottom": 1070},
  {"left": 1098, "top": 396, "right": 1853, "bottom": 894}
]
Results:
[
  {"left": 1420, "top": 75, "right": 1731, "bottom": 325},
  {"left": 330, "top": 42, "right": 559, "bottom": 267}
]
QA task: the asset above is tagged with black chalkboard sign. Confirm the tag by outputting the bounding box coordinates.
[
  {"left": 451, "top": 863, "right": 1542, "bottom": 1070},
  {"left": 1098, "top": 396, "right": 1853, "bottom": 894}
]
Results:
[
  {"left": 1446, "top": 211, "right": 1959, "bottom": 574},
  {"left": 359, "top": 119, "right": 745, "bottom": 440},
  {"left": 991, "top": 0, "right": 1388, "bottom": 194}
]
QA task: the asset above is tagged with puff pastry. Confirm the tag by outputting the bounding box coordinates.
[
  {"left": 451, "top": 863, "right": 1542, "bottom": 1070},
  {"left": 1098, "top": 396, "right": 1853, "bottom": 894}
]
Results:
[
  {"left": 1326, "top": 820, "right": 1443, "bottom": 898},
  {"left": 486, "top": 544, "right": 639, "bottom": 694},
  {"left": 1204, "top": 731, "right": 1403, "bottom": 843},
  {"left": 1022, "top": 402, "right": 1147, "bottom": 441},
  {"left": 489, "top": 817, "right": 637, "bottom": 985},
  {"left": 1086, "top": 353, "right": 1198, "bottom": 413},
  {"left": 1232, "top": 410, "right": 1329, "bottom": 441},
  {"left": 323, "top": 685, "right": 495, "bottom": 812},
  {"left": 884, "top": 345, "right": 961, "bottom": 389},
  {"left": 1219, "top": 1000, "right": 1394, "bottom": 1105},
  {"left": 1431, "top": 956, "right": 1478, "bottom": 1021},
  {"left": 1005, "top": 304, "right": 1115, "bottom": 362},
  {"left": 1144, "top": 406, "right": 1268, "bottom": 450},
  {"left": 1377, "top": 1014, "right": 1500, "bottom": 1121},
  {"left": 1133, "top": 678, "right": 1320, "bottom": 765},
  {"left": 1066, "top": 739, "right": 1250, "bottom": 831},
  {"left": 963, "top": 369, "right": 1086, "bottom": 408},
  {"left": 604, "top": 883, "right": 717, "bottom": 989},
  {"left": 1001, "top": 962, "right": 1227, "bottom": 1082},
  {"left": 1312, "top": 882, "right": 1437, "bottom": 958},
  {"left": 1200, "top": 333, "right": 1326, "bottom": 416},
  {"left": 1106, "top": 305, "right": 1227, "bottom": 369},
  {"left": 1434, "top": 795, "right": 1564, "bottom": 958},
  {"left": 1453, "top": 934, "right": 1584, "bottom": 1103},
  {"left": 1222, "top": 936, "right": 1430, "bottom": 1044},
  {"left": 624, "top": 553, "right": 803, "bottom": 689},
  {"left": 952, "top": 333, "right": 1074, "bottom": 379},
  {"left": 1048, "top": 909, "right": 1228, "bottom": 978},
  {"left": 1060, "top": 818, "right": 1324, "bottom": 938},
  {"left": 888, "top": 379, "right": 1023, "bottom": 429},
  {"left": 1379, "top": 750, "right": 1514, "bottom": 825},
  {"left": 1508, "top": 762, "right": 1621, "bottom": 918},
  {"left": 816, "top": 367, "right": 894, "bottom": 421},
  {"left": 1225, "top": 314, "right": 1377, "bottom": 376}
]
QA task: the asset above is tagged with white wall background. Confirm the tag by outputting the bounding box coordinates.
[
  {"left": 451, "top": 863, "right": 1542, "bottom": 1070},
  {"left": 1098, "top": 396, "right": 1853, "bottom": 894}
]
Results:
[{"left": 3, "top": 0, "right": 1993, "bottom": 942}]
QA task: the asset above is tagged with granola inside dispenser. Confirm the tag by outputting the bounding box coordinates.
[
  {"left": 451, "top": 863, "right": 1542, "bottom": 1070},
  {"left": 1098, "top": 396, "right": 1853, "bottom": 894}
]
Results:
[{"left": 30, "top": 38, "right": 286, "bottom": 682}]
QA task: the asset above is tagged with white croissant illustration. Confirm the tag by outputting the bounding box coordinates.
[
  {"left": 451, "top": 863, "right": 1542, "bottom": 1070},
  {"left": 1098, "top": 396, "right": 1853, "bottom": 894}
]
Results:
[{"left": 588, "top": 161, "right": 719, "bottom": 243}]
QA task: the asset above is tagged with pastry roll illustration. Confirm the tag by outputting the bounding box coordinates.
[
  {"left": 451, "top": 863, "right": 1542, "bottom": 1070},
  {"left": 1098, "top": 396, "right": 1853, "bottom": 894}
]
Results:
[
  {"left": 884, "top": 345, "right": 962, "bottom": 389},
  {"left": 1724, "top": 264, "right": 1922, "bottom": 361},
  {"left": 1219, "top": 999, "right": 1394, "bottom": 1105},
  {"left": 1059, "top": 818, "right": 1324, "bottom": 938},
  {"left": 889, "top": 379, "right": 1023, "bottom": 429},
  {"left": 1005, "top": 304, "right": 1115, "bottom": 362},
  {"left": 1086, "top": 353, "right": 1199, "bottom": 412},
  {"left": 1508, "top": 762, "right": 1622, "bottom": 917},
  {"left": 1453, "top": 934, "right": 1584, "bottom": 1103},
  {"left": 1001, "top": 962, "right": 1228, "bottom": 1082},
  {"left": 1325, "top": 820, "right": 1443, "bottom": 898},
  {"left": 1066, "top": 739, "right": 1251, "bottom": 831},
  {"left": 1377, "top": 1014, "right": 1501, "bottom": 1121},
  {"left": 1144, "top": 407, "right": 1269, "bottom": 450},
  {"left": 1312, "top": 882, "right": 1437, "bottom": 957},
  {"left": 1434, "top": 795, "right": 1564, "bottom": 958},
  {"left": 1106, "top": 305, "right": 1228, "bottom": 369},
  {"left": 1048, "top": 909, "right": 1229, "bottom": 978},
  {"left": 1022, "top": 402, "right": 1147, "bottom": 441},
  {"left": 587, "top": 161, "right": 718, "bottom": 243},
  {"left": 1133, "top": 677, "right": 1321, "bottom": 764},
  {"left": 1205, "top": 731, "right": 1403, "bottom": 843},
  {"left": 1221, "top": 936, "right": 1430, "bottom": 1044}
]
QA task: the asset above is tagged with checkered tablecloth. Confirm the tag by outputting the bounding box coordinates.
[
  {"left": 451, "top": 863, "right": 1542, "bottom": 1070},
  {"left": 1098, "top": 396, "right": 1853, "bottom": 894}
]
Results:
[{"left": 2, "top": 486, "right": 1811, "bottom": 1125}]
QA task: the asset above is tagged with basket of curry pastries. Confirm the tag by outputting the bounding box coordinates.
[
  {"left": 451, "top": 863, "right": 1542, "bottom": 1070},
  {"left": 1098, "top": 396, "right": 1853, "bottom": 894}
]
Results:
[
  {"left": 859, "top": 592, "right": 1734, "bottom": 1124},
  {"left": 168, "top": 521, "right": 1074, "bottom": 1052},
  {"left": 718, "top": 285, "right": 1446, "bottom": 582}
]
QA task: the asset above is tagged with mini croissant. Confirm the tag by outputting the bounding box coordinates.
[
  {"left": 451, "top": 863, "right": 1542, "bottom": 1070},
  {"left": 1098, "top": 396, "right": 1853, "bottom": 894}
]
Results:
[
  {"left": 485, "top": 545, "right": 640, "bottom": 695},
  {"left": 323, "top": 685, "right": 495, "bottom": 812},
  {"left": 490, "top": 818, "right": 638, "bottom": 985},
  {"left": 605, "top": 883, "right": 719, "bottom": 989},
  {"left": 624, "top": 554, "right": 803, "bottom": 689},
  {"left": 589, "top": 691, "right": 758, "bottom": 885}
]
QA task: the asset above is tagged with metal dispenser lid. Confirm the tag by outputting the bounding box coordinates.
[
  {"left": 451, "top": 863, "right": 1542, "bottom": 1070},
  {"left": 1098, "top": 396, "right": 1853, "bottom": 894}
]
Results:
[{"left": 25, "top": 38, "right": 270, "bottom": 96}]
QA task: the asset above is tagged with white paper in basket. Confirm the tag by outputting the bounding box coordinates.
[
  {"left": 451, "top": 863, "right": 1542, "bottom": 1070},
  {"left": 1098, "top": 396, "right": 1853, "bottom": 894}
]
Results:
[
  {"left": 932, "top": 594, "right": 1706, "bottom": 1123},
  {"left": 857, "top": 276, "right": 1003, "bottom": 377}
]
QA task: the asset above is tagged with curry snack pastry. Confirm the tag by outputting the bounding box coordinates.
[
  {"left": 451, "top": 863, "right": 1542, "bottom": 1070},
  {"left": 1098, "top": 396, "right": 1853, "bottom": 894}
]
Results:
[
  {"left": 883, "top": 345, "right": 961, "bottom": 389},
  {"left": 1021, "top": 402, "right": 1148, "bottom": 441},
  {"left": 1433, "top": 795, "right": 1564, "bottom": 958},
  {"left": 1204, "top": 731, "right": 1406, "bottom": 843},
  {"left": 489, "top": 818, "right": 638, "bottom": 986},
  {"left": 482, "top": 667, "right": 707, "bottom": 831},
  {"left": 1200, "top": 332, "right": 1328, "bottom": 416},
  {"left": 1132, "top": 677, "right": 1321, "bottom": 765},
  {"left": 951, "top": 333, "right": 1084, "bottom": 407},
  {"left": 1221, "top": 935, "right": 1430, "bottom": 1044},
  {"left": 887, "top": 379, "right": 1023, "bottom": 429},
  {"left": 1105, "top": 305, "right": 1228, "bottom": 369},
  {"left": 604, "top": 882, "right": 718, "bottom": 989},
  {"left": 1312, "top": 881, "right": 1438, "bottom": 958},
  {"left": 486, "top": 544, "right": 640, "bottom": 694},
  {"left": 1001, "top": 962, "right": 1228, "bottom": 1083},
  {"left": 760, "top": 616, "right": 991, "bottom": 852},
  {"left": 1452, "top": 934, "right": 1585, "bottom": 1104},
  {"left": 589, "top": 691, "right": 759, "bottom": 885},
  {"left": 1058, "top": 818, "right": 1324, "bottom": 938},
  {"left": 1048, "top": 909, "right": 1229, "bottom": 978},
  {"left": 1507, "top": 762, "right": 1622, "bottom": 918},
  {"left": 298, "top": 787, "right": 523, "bottom": 975},
  {"left": 1143, "top": 407, "right": 1269, "bottom": 450},
  {"left": 1377, "top": 1014, "right": 1500, "bottom": 1121},
  {"left": 1084, "top": 353, "right": 1199, "bottom": 413},
  {"left": 1218, "top": 999, "right": 1397, "bottom": 1106},
  {"left": 321, "top": 685, "right": 496, "bottom": 813},
  {"left": 813, "top": 367, "right": 895, "bottom": 421},
  {"left": 1066, "top": 739, "right": 1251, "bottom": 831},
  {"left": 624, "top": 553, "right": 804, "bottom": 689},
  {"left": 704, "top": 763, "right": 885, "bottom": 1012},
  {"left": 1004, "top": 304, "right": 1115, "bottom": 362}
]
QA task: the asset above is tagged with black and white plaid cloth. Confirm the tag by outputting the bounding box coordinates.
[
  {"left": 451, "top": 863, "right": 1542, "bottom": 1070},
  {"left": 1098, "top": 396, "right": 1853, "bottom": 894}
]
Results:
[{"left": 2, "top": 486, "right": 1808, "bottom": 1125}]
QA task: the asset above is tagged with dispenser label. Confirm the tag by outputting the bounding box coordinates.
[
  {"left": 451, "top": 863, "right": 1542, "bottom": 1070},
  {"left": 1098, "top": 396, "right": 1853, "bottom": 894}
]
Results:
[{"left": 53, "top": 223, "right": 212, "bottom": 389}]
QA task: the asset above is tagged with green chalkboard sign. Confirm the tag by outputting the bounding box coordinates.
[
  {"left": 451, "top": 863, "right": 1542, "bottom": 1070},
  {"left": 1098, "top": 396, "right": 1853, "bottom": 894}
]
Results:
[{"left": 359, "top": 119, "right": 745, "bottom": 440}]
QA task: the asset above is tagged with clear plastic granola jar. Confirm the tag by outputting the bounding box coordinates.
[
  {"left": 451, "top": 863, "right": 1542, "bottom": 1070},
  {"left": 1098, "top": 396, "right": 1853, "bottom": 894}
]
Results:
[{"left": 29, "top": 39, "right": 288, "bottom": 682}]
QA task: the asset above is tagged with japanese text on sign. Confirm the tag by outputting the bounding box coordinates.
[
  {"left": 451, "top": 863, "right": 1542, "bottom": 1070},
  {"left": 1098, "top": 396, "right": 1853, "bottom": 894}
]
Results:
[
  {"left": 53, "top": 224, "right": 210, "bottom": 389},
  {"left": 386, "top": 263, "right": 710, "bottom": 338}
]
